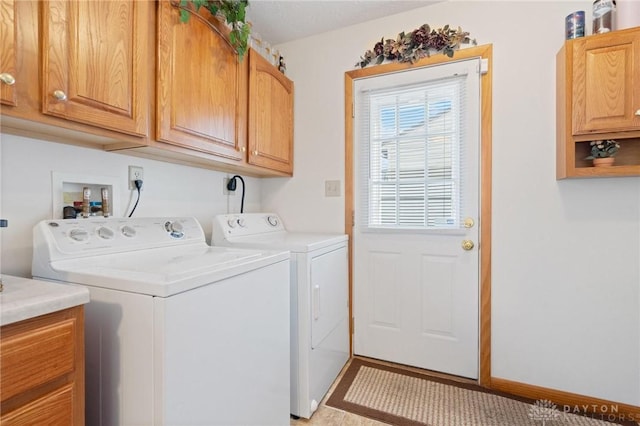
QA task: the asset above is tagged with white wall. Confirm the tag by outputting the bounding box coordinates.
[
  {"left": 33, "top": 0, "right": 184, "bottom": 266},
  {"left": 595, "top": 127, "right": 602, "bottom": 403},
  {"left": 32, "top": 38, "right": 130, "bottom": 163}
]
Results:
[
  {"left": 264, "top": 1, "right": 640, "bottom": 406},
  {"left": 0, "top": 133, "right": 262, "bottom": 277}
]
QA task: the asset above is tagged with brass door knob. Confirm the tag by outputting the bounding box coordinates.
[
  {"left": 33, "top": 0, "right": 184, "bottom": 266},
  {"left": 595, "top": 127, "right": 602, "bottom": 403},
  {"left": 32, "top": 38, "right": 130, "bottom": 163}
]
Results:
[
  {"left": 462, "top": 240, "right": 474, "bottom": 251},
  {"left": 463, "top": 217, "right": 475, "bottom": 228}
]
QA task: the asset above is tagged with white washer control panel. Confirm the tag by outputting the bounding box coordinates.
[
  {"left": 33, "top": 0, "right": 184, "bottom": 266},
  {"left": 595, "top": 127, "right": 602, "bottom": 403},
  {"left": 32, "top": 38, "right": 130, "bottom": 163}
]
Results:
[{"left": 35, "top": 217, "right": 205, "bottom": 260}]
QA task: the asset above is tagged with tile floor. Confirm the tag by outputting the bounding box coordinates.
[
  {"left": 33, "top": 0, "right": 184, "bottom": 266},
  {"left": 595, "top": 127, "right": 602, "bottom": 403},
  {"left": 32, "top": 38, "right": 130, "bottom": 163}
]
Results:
[{"left": 290, "top": 358, "right": 389, "bottom": 426}]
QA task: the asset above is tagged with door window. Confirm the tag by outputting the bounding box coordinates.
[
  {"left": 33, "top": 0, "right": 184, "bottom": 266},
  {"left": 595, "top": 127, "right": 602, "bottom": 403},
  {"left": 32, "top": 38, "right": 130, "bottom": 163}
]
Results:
[{"left": 358, "top": 66, "right": 473, "bottom": 231}]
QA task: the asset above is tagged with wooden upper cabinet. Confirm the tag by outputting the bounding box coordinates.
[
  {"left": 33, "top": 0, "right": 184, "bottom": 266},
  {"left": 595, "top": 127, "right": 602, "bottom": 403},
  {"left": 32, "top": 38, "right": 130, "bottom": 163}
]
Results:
[
  {"left": 156, "top": 0, "right": 245, "bottom": 161},
  {"left": 41, "top": 0, "right": 149, "bottom": 137},
  {"left": 571, "top": 28, "right": 640, "bottom": 135},
  {"left": 556, "top": 27, "right": 640, "bottom": 179},
  {"left": 248, "top": 49, "right": 294, "bottom": 175},
  {"left": 0, "top": 0, "right": 17, "bottom": 106}
]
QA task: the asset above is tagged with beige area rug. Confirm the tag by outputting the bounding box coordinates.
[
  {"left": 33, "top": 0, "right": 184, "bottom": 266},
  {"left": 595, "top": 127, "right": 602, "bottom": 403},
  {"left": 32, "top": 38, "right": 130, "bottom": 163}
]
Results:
[{"left": 326, "top": 358, "right": 632, "bottom": 426}]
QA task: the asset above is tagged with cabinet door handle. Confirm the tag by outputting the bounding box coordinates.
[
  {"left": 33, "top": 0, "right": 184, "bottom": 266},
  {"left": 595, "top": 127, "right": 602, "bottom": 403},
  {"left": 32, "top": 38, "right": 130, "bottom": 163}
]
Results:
[
  {"left": 635, "top": 109, "right": 640, "bottom": 116},
  {"left": 0, "top": 73, "right": 15, "bottom": 86},
  {"left": 252, "top": 150, "right": 258, "bottom": 156},
  {"left": 53, "top": 90, "right": 68, "bottom": 101}
]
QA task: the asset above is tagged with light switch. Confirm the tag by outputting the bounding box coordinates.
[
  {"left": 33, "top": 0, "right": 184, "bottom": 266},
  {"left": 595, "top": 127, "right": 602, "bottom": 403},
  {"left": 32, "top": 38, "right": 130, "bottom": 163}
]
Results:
[{"left": 325, "top": 180, "right": 341, "bottom": 197}]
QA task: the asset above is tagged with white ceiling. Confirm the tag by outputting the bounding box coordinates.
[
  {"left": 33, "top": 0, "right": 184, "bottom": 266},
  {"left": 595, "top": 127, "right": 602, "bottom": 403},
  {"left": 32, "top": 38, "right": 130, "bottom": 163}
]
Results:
[{"left": 246, "top": 1, "right": 440, "bottom": 45}]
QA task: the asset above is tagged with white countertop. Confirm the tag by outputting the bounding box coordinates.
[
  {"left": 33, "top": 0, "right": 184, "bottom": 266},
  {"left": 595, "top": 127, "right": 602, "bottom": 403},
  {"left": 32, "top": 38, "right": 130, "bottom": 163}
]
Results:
[{"left": 0, "top": 275, "right": 90, "bottom": 327}]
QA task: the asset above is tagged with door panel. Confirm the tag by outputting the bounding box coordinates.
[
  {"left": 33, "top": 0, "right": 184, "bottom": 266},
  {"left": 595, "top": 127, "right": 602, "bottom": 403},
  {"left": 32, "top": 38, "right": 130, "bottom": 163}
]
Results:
[
  {"left": 421, "top": 254, "right": 456, "bottom": 337},
  {"left": 0, "top": 0, "right": 17, "bottom": 106},
  {"left": 156, "top": 0, "right": 244, "bottom": 160},
  {"left": 248, "top": 49, "right": 294, "bottom": 174},
  {"left": 572, "top": 31, "right": 640, "bottom": 134},
  {"left": 310, "top": 247, "right": 348, "bottom": 349},
  {"left": 353, "top": 59, "right": 480, "bottom": 379},
  {"left": 369, "top": 251, "right": 401, "bottom": 327},
  {"left": 41, "top": 0, "right": 149, "bottom": 136}
]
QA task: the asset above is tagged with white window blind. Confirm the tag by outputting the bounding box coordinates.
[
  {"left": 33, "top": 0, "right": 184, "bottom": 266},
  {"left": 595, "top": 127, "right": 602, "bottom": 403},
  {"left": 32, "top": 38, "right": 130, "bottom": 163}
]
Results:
[{"left": 358, "top": 73, "right": 468, "bottom": 230}]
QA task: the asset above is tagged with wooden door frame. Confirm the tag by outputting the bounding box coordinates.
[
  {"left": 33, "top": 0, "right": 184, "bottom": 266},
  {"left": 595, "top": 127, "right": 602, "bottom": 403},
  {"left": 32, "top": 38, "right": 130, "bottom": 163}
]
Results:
[{"left": 344, "top": 44, "right": 493, "bottom": 386}]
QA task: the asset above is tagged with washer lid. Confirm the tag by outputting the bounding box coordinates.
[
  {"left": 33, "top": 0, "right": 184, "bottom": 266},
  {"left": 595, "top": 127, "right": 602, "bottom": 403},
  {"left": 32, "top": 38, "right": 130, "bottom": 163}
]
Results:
[
  {"left": 38, "top": 244, "right": 289, "bottom": 297},
  {"left": 220, "top": 232, "right": 347, "bottom": 253}
]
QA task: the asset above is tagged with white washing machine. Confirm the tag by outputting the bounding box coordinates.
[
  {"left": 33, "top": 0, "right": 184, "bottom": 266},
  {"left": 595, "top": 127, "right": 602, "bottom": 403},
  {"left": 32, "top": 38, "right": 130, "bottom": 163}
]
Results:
[
  {"left": 211, "top": 213, "right": 349, "bottom": 419},
  {"left": 32, "top": 217, "right": 290, "bottom": 426}
]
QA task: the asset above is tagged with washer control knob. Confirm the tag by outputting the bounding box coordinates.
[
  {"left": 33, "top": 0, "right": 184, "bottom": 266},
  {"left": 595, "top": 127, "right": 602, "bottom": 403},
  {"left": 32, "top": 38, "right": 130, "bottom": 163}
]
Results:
[
  {"left": 227, "top": 218, "right": 238, "bottom": 228},
  {"left": 169, "top": 221, "right": 184, "bottom": 233},
  {"left": 121, "top": 225, "right": 136, "bottom": 238},
  {"left": 164, "top": 221, "right": 185, "bottom": 239},
  {"left": 96, "top": 226, "right": 115, "bottom": 240},
  {"left": 69, "top": 228, "right": 90, "bottom": 242},
  {"left": 267, "top": 215, "right": 279, "bottom": 227},
  {"left": 237, "top": 218, "right": 246, "bottom": 227}
]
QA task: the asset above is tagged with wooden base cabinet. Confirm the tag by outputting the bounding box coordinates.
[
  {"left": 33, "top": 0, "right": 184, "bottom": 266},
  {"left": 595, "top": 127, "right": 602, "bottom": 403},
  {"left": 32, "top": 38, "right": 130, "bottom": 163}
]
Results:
[
  {"left": 0, "top": 307, "right": 85, "bottom": 426},
  {"left": 557, "top": 26, "right": 640, "bottom": 178}
]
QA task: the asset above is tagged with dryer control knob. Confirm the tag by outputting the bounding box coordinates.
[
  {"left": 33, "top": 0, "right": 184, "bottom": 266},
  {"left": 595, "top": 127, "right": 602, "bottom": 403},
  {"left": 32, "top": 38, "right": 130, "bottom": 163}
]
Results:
[
  {"left": 121, "top": 225, "right": 137, "bottom": 238},
  {"left": 69, "top": 228, "right": 90, "bottom": 242},
  {"left": 267, "top": 216, "right": 279, "bottom": 227},
  {"left": 96, "top": 226, "right": 115, "bottom": 240},
  {"left": 237, "top": 218, "right": 246, "bottom": 227},
  {"left": 227, "top": 218, "right": 237, "bottom": 228}
]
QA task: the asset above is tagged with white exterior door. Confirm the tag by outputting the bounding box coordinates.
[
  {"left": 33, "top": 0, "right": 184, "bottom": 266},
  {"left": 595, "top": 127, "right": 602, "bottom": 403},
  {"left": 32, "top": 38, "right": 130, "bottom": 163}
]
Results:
[{"left": 353, "top": 59, "right": 481, "bottom": 379}]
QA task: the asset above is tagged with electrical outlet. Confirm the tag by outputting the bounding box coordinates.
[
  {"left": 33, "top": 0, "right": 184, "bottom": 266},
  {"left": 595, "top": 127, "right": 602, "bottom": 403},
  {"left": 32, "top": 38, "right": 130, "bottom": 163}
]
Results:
[
  {"left": 128, "top": 166, "right": 144, "bottom": 189},
  {"left": 223, "top": 177, "right": 236, "bottom": 196}
]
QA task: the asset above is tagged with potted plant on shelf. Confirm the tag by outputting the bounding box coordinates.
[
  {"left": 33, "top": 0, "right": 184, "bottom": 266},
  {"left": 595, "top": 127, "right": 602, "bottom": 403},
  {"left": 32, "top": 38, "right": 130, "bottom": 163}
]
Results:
[{"left": 586, "top": 139, "right": 620, "bottom": 167}]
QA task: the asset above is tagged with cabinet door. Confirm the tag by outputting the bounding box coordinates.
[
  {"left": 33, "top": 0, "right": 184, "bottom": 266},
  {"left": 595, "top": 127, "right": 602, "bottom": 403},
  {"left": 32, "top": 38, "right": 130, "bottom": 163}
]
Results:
[
  {"left": 0, "top": 0, "right": 17, "bottom": 106},
  {"left": 248, "top": 49, "right": 294, "bottom": 174},
  {"left": 1, "top": 384, "right": 74, "bottom": 425},
  {"left": 41, "top": 0, "right": 150, "bottom": 137},
  {"left": 156, "top": 0, "right": 244, "bottom": 161},
  {"left": 572, "top": 30, "right": 640, "bottom": 134}
]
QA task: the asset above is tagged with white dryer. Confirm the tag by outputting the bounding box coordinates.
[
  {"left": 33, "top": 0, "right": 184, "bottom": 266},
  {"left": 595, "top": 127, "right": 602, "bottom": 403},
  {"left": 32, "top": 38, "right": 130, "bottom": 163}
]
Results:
[
  {"left": 211, "top": 213, "right": 349, "bottom": 419},
  {"left": 32, "top": 217, "right": 290, "bottom": 426}
]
